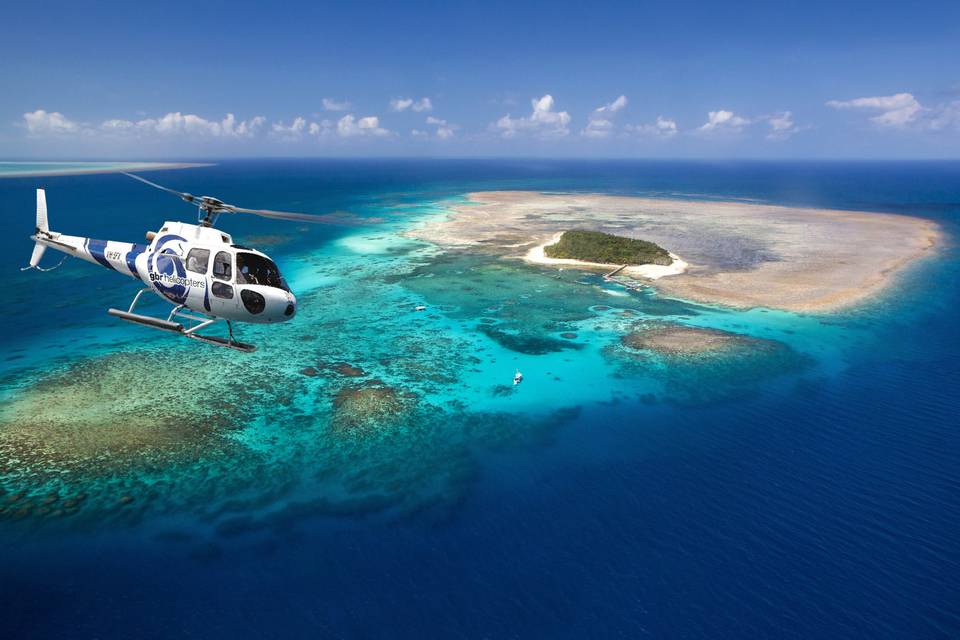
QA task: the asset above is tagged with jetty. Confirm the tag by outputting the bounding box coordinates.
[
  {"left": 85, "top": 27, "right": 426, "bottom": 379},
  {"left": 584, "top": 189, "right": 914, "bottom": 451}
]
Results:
[{"left": 603, "top": 264, "right": 628, "bottom": 279}]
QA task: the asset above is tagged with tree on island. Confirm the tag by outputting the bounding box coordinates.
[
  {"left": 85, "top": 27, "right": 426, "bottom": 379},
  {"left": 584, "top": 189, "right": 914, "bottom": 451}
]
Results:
[{"left": 544, "top": 230, "right": 672, "bottom": 266}]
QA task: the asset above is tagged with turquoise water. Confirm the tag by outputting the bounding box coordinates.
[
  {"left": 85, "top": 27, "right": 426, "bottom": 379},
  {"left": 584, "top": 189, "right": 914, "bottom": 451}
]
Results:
[{"left": 0, "top": 160, "right": 958, "bottom": 638}]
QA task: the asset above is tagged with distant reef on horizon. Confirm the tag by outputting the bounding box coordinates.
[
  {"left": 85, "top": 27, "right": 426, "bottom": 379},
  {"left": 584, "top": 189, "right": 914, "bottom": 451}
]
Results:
[{"left": 0, "top": 161, "right": 212, "bottom": 178}]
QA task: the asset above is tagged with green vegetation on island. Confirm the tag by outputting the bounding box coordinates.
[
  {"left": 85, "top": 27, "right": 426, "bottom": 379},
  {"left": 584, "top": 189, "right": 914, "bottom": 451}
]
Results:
[{"left": 544, "top": 230, "right": 672, "bottom": 266}]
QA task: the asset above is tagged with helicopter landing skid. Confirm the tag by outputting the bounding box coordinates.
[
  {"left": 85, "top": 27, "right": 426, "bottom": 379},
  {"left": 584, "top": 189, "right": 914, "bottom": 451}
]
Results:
[{"left": 107, "top": 289, "right": 256, "bottom": 353}]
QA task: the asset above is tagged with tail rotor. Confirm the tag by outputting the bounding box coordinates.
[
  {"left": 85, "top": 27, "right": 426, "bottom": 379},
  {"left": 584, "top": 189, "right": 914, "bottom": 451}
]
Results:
[{"left": 23, "top": 188, "right": 65, "bottom": 271}]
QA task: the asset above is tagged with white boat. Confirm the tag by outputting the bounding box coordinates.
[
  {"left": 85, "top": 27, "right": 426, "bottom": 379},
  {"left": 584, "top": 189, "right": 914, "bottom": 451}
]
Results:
[{"left": 513, "top": 369, "right": 523, "bottom": 385}]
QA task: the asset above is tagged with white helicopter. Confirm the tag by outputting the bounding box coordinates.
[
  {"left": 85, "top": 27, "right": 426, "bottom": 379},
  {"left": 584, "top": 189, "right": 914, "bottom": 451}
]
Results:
[{"left": 23, "top": 173, "right": 340, "bottom": 352}]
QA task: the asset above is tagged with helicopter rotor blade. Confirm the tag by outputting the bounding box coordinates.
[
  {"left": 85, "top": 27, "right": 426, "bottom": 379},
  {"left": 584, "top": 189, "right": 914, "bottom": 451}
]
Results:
[
  {"left": 224, "top": 205, "right": 357, "bottom": 225},
  {"left": 122, "top": 171, "right": 360, "bottom": 225},
  {"left": 121, "top": 172, "right": 196, "bottom": 203}
]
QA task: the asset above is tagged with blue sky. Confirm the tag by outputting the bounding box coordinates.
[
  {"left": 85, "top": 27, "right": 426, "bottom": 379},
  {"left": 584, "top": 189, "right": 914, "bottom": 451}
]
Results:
[{"left": 2, "top": 0, "right": 958, "bottom": 159}]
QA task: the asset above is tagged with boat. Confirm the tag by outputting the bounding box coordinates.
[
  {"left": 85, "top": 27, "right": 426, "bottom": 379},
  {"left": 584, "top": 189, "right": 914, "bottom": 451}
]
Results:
[{"left": 513, "top": 369, "right": 523, "bottom": 385}]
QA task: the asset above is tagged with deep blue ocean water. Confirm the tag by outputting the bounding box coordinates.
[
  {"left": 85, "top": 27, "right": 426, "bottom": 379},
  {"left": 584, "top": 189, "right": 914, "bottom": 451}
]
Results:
[{"left": 0, "top": 160, "right": 958, "bottom": 638}]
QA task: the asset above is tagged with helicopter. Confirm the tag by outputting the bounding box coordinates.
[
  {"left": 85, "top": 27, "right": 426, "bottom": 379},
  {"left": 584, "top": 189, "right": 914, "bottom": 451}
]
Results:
[{"left": 23, "top": 172, "right": 340, "bottom": 352}]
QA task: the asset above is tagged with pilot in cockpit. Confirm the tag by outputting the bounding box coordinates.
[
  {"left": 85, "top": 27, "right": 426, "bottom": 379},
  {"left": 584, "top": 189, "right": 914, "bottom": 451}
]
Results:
[{"left": 187, "top": 253, "right": 203, "bottom": 272}]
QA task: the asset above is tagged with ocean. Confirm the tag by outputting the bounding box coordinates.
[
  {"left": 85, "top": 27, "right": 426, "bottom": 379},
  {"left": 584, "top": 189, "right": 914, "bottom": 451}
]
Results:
[{"left": 0, "top": 159, "right": 957, "bottom": 638}]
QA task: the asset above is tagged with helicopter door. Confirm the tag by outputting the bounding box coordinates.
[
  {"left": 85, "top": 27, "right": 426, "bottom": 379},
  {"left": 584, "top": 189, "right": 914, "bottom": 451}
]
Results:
[{"left": 208, "top": 250, "right": 238, "bottom": 317}]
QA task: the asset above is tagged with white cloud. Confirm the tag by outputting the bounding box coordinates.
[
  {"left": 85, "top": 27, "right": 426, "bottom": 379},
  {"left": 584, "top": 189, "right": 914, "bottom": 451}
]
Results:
[
  {"left": 390, "top": 97, "right": 433, "bottom": 112},
  {"left": 412, "top": 98, "right": 433, "bottom": 112},
  {"left": 322, "top": 98, "right": 351, "bottom": 112},
  {"left": 271, "top": 117, "right": 307, "bottom": 141},
  {"left": 23, "top": 110, "right": 82, "bottom": 135},
  {"left": 763, "top": 111, "right": 805, "bottom": 141},
  {"left": 698, "top": 110, "right": 750, "bottom": 133},
  {"left": 223, "top": 113, "right": 265, "bottom": 137},
  {"left": 826, "top": 92, "right": 925, "bottom": 128},
  {"left": 583, "top": 118, "right": 614, "bottom": 138},
  {"left": 827, "top": 92, "right": 960, "bottom": 132},
  {"left": 494, "top": 94, "right": 571, "bottom": 138},
  {"left": 98, "top": 112, "right": 265, "bottom": 138},
  {"left": 425, "top": 116, "right": 457, "bottom": 139},
  {"left": 625, "top": 116, "right": 678, "bottom": 138},
  {"left": 337, "top": 114, "right": 391, "bottom": 137},
  {"left": 582, "top": 95, "right": 628, "bottom": 138},
  {"left": 595, "top": 95, "right": 627, "bottom": 115}
]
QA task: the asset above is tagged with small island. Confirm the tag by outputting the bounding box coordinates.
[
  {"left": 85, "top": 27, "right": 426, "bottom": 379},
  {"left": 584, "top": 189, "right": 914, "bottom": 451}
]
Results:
[{"left": 544, "top": 230, "right": 673, "bottom": 266}]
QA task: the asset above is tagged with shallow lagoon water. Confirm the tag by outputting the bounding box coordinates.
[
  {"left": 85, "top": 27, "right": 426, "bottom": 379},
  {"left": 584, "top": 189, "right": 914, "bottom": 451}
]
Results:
[{"left": 0, "top": 160, "right": 958, "bottom": 638}]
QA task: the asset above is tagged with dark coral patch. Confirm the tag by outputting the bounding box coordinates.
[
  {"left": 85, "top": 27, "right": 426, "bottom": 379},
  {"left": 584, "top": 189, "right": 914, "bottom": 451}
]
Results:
[
  {"left": 478, "top": 325, "right": 583, "bottom": 355},
  {"left": 333, "top": 362, "right": 367, "bottom": 377},
  {"left": 331, "top": 384, "right": 416, "bottom": 433}
]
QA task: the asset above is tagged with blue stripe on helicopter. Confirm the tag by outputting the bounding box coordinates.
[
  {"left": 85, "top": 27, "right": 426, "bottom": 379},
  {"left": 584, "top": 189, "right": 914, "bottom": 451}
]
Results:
[
  {"left": 125, "top": 243, "right": 148, "bottom": 280},
  {"left": 85, "top": 238, "right": 115, "bottom": 271}
]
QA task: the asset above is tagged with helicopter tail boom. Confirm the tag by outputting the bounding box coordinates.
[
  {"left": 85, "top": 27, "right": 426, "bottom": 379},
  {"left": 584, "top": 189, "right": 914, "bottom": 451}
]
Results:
[{"left": 25, "top": 189, "right": 144, "bottom": 276}]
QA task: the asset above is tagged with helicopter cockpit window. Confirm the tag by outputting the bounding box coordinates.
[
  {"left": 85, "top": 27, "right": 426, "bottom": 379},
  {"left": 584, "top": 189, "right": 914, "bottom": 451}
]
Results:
[
  {"left": 185, "top": 248, "right": 210, "bottom": 274},
  {"left": 236, "top": 252, "right": 289, "bottom": 291},
  {"left": 212, "top": 251, "right": 233, "bottom": 281}
]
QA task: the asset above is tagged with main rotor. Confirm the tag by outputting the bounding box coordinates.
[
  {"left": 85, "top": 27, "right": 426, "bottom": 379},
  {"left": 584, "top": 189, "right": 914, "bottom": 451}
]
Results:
[{"left": 121, "top": 172, "right": 344, "bottom": 227}]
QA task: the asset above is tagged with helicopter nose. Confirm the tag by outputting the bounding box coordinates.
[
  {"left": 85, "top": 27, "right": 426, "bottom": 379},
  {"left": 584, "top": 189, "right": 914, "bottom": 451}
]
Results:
[
  {"left": 239, "top": 286, "right": 297, "bottom": 323},
  {"left": 267, "top": 289, "right": 296, "bottom": 322},
  {"left": 284, "top": 293, "right": 297, "bottom": 319}
]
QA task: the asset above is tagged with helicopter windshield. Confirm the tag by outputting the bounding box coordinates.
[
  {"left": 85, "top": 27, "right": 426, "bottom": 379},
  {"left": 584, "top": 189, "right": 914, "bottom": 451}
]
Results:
[{"left": 236, "top": 252, "right": 289, "bottom": 291}]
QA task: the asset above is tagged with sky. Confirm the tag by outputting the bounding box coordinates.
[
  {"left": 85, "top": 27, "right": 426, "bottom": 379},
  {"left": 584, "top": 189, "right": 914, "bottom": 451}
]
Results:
[{"left": 1, "top": 0, "right": 959, "bottom": 159}]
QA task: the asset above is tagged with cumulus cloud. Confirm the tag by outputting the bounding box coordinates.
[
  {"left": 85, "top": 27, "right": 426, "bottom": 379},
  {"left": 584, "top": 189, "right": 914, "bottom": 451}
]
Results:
[
  {"left": 494, "top": 94, "right": 571, "bottom": 138},
  {"left": 582, "top": 118, "right": 614, "bottom": 138},
  {"left": 221, "top": 113, "right": 266, "bottom": 137},
  {"left": 595, "top": 95, "right": 627, "bottom": 115},
  {"left": 321, "top": 98, "right": 351, "bottom": 112},
  {"left": 763, "top": 111, "right": 806, "bottom": 141},
  {"left": 99, "top": 112, "right": 265, "bottom": 138},
  {"left": 582, "top": 95, "right": 628, "bottom": 138},
  {"left": 826, "top": 93, "right": 920, "bottom": 127},
  {"left": 823, "top": 92, "right": 960, "bottom": 130},
  {"left": 390, "top": 97, "right": 433, "bottom": 112},
  {"left": 271, "top": 117, "right": 307, "bottom": 141},
  {"left": 698, "top": 110, "right": 750, "bottom": 133},
  {"left": 425, "top": 115, "right": 457, "bottom": 139},
  {"left": 23, "top": 110, "right": 82, "bottom": 135},
  {"left": 21, "top": 108, "right": 400, "bottom": 143},
  {"left": 625, "top": 116, "right": 678, "bottom": 138},
  {"left": 337, "top": 114, "right": 391, "bottom": 137}
]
